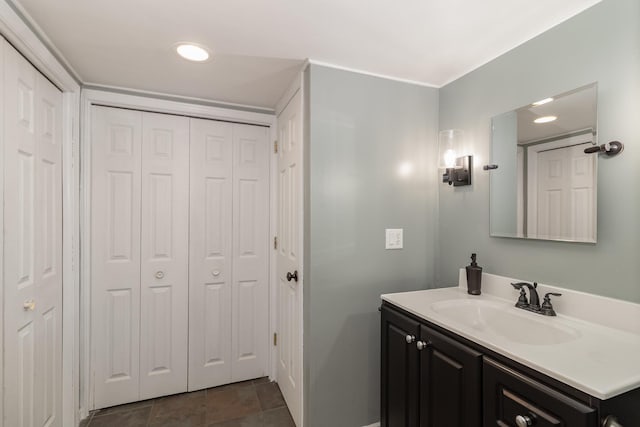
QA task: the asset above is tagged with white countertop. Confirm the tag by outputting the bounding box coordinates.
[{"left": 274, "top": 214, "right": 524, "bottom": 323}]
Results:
[{"left": 381, "top": 279, "right": 640, "bottom": 400}]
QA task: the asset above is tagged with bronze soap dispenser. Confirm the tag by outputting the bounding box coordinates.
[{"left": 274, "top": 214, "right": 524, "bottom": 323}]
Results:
[{"left": 466, "top": 253, "right": 482, "bottom": 295}]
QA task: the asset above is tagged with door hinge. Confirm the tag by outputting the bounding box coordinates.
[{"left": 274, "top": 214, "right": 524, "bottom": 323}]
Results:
[
  {"left": 274, "top": 140, "right": 278, "bottom": 153},
  {"left": 274, "top": 236, "right": 278, "bottom": 250},
  {"left": 273, "top": 333, "right": 277, "bottom": 346}
]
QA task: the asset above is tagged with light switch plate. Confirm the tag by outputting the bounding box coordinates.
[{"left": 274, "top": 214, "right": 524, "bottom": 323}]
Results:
[{"left": 385, "top": 228, "right": 403, "bottom": 249}]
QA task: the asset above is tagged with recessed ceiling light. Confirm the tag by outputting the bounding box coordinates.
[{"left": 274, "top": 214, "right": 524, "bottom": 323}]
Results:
[
  {"left": 534, "top": 115, "right": 557, "bottom": 124},
  {"left": 532, "top": 97, "right": 554, "bottom": 106},
  {"left": 176, "top": 43, "right": 210, "bottom": 62}
]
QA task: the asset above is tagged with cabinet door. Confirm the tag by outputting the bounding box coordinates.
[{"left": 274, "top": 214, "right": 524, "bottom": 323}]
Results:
[
  {"left": 381, "top": 306, "right": 420, "bottom": 427},
  {"left": 418, "top": 325, "right": 482, "bottom": 427},
  {"left": 483, "top": 358, "right": 597, "bottom": 427}
]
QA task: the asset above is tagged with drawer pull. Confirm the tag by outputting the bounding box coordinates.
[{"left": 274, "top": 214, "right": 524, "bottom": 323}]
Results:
[
  {"left": 515, "top": 415, "right": 533, "bottom": 427},
  {"left": 155, "top": 271, "right": 165, "bottom": 279},
  {"left": 405, "top": 335, "right": 416, "bottom": 344}
]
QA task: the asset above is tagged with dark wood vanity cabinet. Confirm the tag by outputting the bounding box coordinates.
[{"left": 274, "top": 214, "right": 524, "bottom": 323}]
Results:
[
  {"left": 381, "top": 305, "right": 482, "bottom": 427},
  {"left": 381, "top": 302, "right": 638, "bottom": 427}
]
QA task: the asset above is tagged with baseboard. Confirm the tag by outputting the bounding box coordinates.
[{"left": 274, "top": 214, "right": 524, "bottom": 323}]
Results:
[{"left": 361, "top": 423, "right": 380, "bottom": 427}]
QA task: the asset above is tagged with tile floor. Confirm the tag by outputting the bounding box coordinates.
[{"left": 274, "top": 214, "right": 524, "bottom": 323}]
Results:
[{"left": 80, "top": 377, "right": 295, "bottom": 427}]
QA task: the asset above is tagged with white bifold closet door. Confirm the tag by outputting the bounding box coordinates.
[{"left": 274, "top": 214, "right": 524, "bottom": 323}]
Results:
[
  {"left": 92, "top": 106, "right": 269, "bottom": 407},
  {"left": 2, "top": 39, "right": 63, "bottom": 427},
  {"left": 188, "top": 119, "right": 269, "bottom": 391},
  {"left": 91, "top": 107, "right": 189, "bottom": 408}
]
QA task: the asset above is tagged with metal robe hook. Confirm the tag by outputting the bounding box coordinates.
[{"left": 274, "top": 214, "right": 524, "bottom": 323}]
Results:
[{"left": 584, "top": 140, "right": 624, "bottom": 156}]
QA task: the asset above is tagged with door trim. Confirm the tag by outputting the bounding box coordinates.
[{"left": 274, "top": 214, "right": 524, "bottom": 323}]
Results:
[
  {"left": 80, "top": 89, "right": 276, "bottom": 416},
  {"left": 0, "top": 2, "right": 81, "bottom": 426}
]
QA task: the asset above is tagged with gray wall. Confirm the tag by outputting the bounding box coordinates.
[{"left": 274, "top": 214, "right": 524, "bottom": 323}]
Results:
[
  {"left": 305, "top": 64, "right": 439, "bottom": 426},
  {"left": 438, "top": 0, "right": 640, "bottom": 302}
]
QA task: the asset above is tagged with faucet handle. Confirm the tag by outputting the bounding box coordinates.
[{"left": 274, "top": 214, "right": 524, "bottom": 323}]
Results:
[
  {"left": 541, "top": 293, "right": 562, "bottom": 316},
  {"left": 510, "top": 282, "right": 526, "bottom": 289}
]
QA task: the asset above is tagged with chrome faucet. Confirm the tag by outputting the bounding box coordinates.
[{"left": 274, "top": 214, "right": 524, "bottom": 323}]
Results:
[{"left": 510, "top": 282, "right": 561, "bottom": 316}]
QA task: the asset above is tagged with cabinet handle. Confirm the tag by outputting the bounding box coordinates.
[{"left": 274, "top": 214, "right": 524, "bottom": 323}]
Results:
[
  {"left": 416, "top": 340, "right": 431, "bottom": 351},
  {"left": 155, "top": 271, "right": 165, "bottom": 279},
  {"left": 515, "top": 415, "right": 533, "bottom": 427},
  {"left": 211, "top": 270, "right": 220, "bottom": 277},
  {"left": 286, "top": 271, "right": 298, "bottom": 282},
  {"left": 405, "top": 335, "right": 416, "bottom": 344}
]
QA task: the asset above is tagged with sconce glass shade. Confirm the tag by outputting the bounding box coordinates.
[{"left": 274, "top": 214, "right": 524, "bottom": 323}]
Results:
[{"left": 438, "top": 129, "right": 464, "bottom": 168}]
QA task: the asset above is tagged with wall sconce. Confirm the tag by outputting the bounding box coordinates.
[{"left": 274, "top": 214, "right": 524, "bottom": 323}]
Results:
[{"left": 439, "top": 129, "right": 472, "bottom": 186}]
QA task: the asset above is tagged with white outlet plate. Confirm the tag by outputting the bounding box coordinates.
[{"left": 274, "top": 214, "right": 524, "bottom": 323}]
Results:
[{"left": 385, "top": 228, "right": 403, "bottom": 249}]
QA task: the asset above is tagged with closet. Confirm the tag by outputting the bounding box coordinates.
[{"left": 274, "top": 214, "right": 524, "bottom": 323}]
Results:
[
  {"left": 90, "top": 106, "right": 269, "bottom": 409},
  {"left": 2, "top": 38, "right": 64, "bottom": 427}
]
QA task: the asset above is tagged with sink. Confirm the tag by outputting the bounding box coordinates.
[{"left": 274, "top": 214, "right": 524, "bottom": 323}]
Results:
[{"left": 430, "top": 299, "right": 581, "bottom": 345}]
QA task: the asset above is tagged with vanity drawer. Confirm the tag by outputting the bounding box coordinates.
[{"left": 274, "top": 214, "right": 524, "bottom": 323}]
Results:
[{"left": 483, "top": 358, "right": 598, "bottom": 427}]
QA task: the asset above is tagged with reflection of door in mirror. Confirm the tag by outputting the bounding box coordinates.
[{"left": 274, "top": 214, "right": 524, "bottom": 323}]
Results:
[
  {"left": 524, "top": 135, "right": 596, "bottom": 241},
  {"left": 489, "top": 82, "right": 598, "bottom": 243}
]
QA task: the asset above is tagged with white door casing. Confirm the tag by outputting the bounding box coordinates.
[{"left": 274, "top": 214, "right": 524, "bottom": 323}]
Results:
[
  {"left": 276, "top": 90, "right": 303, "bottom": 427},
  {"left": 3, "top": 40, "right": 63, "bottom": 427},
  {"left": 188, "top": 119, "right": 234, "bottom": 390},
  {"left": 139, "top": 113, "right": 190, "bottom": 399},
  {"left": 91, "top": 106, "right": 142, "bottom": 408}
]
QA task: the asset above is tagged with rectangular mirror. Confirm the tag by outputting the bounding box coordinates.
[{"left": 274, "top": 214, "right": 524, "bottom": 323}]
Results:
[{"left": 490, "top": 83, "right": 597, "bottom": 242}]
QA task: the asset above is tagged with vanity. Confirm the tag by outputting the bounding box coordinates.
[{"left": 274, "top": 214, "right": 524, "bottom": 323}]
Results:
[{"left": 380, "top": 272, "right": 640, "bottom": 427}]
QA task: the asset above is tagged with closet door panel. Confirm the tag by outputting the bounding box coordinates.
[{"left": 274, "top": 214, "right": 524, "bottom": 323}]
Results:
[
  {"left": 231, "top": 124, "right": 269, "bottom": 381},
  {"left": 139, "top": 113, "right": 189, "bottom": 399},
  {"left": 4, "top": 41, "right": 63, "bottom": 427},
  {"left": 188, "top": 118, "right": 233, "bottom": 391},
  {"left": 2, "top": 42, "right": 37, "bottom": 427},
  {"left": 91, "top": 106, "right": 142, "bottom": 408},
  {"left": 33, "top": 73, "right": 63, "bottom": 427}
]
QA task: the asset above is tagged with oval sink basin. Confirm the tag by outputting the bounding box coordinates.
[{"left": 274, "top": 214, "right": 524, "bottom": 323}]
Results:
[{"left": 430, "top": 299, "right": 581, "bottom": 345}]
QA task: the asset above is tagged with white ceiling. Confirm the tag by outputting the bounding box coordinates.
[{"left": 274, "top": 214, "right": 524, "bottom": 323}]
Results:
[{"left": 15, "top": 0, "right": 601, "bottom": 110}]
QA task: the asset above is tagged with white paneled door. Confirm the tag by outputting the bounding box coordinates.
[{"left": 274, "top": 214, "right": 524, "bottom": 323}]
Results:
[
  {"left": 276, "top": 91, "right": 303, "bottom": 427},
  {"left": 139, "top": 113, "right": 189, "bottom": 399},
  {"left": 92, "top": 108, "right": 190, "bottom": 408},
  {"left": 92, "top": 106, "right": 270, "bottom": 407},
  {"left": 189, "top": 119, "right": 269, "bottom": 391},
  {"left": 231, "top": 124, "right": 269, "bottom": 382},
  {"left": 91, "top": 107, "right": 143, "bottom": 408},
  {"left": 530, "top": 142, "right": 595, "bottom": 241},
  {"left": 188, "top": 119, "right": 234, "bottom": 390},
  {"left": 3, "top": 40, "right": 63, "bottom": 427}
]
